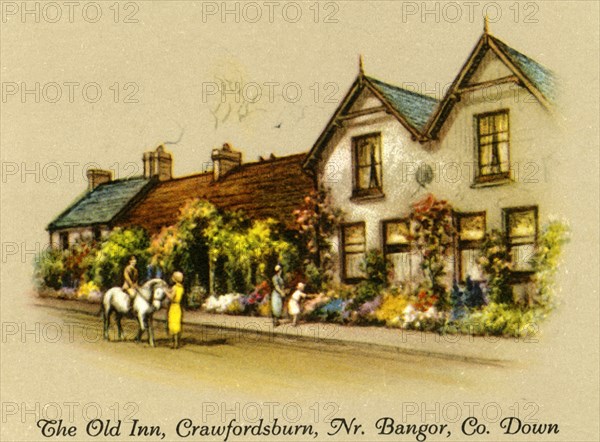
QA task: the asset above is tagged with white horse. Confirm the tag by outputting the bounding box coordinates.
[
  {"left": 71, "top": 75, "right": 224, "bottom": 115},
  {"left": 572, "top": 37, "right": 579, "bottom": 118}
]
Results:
[{"left": 102, "top": 278, "right": 168, "bottom": 347}]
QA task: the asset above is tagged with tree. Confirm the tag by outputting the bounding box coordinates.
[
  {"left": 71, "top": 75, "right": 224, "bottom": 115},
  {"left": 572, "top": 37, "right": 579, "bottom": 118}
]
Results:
[
  {"left": 150, "top": 199, "right": 298, "bottom": 294},
  {"left": 149, "top": 199, "right": 217, "bottom": 290}
]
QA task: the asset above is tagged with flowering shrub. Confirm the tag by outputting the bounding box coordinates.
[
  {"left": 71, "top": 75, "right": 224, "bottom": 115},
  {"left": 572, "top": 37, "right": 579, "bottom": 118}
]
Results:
[
  {"left": 531, "top": 221, "right": 570, "bottom": 311},
  {"left": 293, "top": 186, "right": 343, "bottom": 291},
  {"left": 456, "top": 302, "right": 542, "bottom": 338},
  {"left": 375, "top": 292, "right": 411, "bottom": 327},
  {"left": 410, "top": 194, "right": 456, "bottom": 309},
  {"left": 239, "top": 281, "right": 270, "bottom": 315},
  {"left": 357, "top": 296, "right": 382, "bottom": 320},
  {"left": 309, "top": 298, "right": 350, "bottom": 323},
  {"left": 257, "top": 299, "right": 272, "bottom": 317},
  {"left": 202, "top": 293, "right": 245, "bottom": 314},
  {"left": 413, "top": 288, "right": 438, "bottom": 311},
  {"left": 35, "top": 248, "right": 66, "bottom": 289},
  {"left": 77, "top": 280, "right": 102, "bottom": 302},
  {"left": 479, "top": 229, "right": 512, "bottom": 304}
]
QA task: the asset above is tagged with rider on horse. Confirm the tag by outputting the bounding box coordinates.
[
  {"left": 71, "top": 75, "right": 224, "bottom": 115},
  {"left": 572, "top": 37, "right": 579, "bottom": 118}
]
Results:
[{"left": 122, "top": 255, "right": 140, "bottom": 300}]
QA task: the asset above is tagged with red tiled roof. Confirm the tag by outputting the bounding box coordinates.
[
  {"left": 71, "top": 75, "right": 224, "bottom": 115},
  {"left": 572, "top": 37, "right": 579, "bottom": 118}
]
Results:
[{"left": 115, "top": 153, "right": 314, "bottom": 233}]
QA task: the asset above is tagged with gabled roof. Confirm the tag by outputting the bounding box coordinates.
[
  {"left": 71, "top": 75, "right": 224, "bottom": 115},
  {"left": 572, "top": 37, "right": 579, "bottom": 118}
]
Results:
[
  {"left": 489, "top": 35, "right": 555, "bottom": 101},
  {"left": 47, "top": 177, "right": 154, "bottom": 231},
  {"left": 425, "top": 32, "right": 556, "bottom": 138},
  {"left": 366, "top": 76, "right": 439, "bottom": 132},
  {"left": 304, "top": 29, "right": 556, "bottom": 168},
  {"left": 303, "top": 74, "right": 438, "bottom": 168},
  {"left": 116, "top": 153, "right": 313, "bottom": 233}
]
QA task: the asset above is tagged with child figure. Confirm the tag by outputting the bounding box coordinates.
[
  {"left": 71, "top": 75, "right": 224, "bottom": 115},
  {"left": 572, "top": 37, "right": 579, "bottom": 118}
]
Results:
[
  {"left": 167, "top": 271, "right": 184, "bottom": 349},
  {"left": 288, "top": 282, "right": 306, "bottom": 327}
]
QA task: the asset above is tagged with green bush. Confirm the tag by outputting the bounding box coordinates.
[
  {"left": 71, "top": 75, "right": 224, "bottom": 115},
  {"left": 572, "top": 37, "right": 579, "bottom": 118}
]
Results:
[
  {"left": 34, "top": 248, "right": 65, "bottom": 289},
  {"left": 479, "top": 229, "right": 513, "bottom": 304},
  {"left": 360, "top": 249, "right": 389, "bottom": 288},
  {"left": 531, "top": 221, "right": 570, "bottom": 311},
  {"left": 457, "top": 302, "right": 542, "bottom": 338}
]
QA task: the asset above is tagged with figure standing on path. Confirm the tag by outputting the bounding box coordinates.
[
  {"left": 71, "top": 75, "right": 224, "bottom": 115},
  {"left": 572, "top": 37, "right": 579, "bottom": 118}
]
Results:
[
  {"left": 167, "top": 271, "right": 184, "bottom": 349},
  {"left": 271, "top": 265, "right": 285, "bottom": 326},
  {"left": 122, "top": 255, "right": 139, "bottom": 301},
  {"left": 288, "top": 282, "right": 307, "bottom": 327}
]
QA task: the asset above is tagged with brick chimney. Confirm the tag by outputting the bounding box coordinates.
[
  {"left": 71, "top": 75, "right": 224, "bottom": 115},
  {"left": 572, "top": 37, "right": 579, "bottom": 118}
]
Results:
[
  {"left": 86, "top": 169, "right": 112, "bottom": 191},
  {"left": 211, "top": 142, "right": 241, "bottom": 181},
  {"left": 143, "top": 145, "right": 172, "bottom": 181}
]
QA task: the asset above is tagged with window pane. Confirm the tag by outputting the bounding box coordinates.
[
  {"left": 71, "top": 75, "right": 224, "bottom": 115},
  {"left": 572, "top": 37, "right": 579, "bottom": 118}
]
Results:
[
  {"left": 353, "top": 134, "right": 382, "bottom": 191},
  {"left": 511, "top": 244, "right": 535, "bottom": 271},
  {"left": 459, "top": 214, "right": 485, "bottom": 241},
  {"left": 478, "top": 111, "right": 509, "bottom": 177},
  {"left": 386, "top": 221, "right": 410, "bottom": 245},
  {"left": 388, "top": 252, "right": 411, "bottom": 284},
  {"left": 357, "top": 167, "right": 370, "bottom": 190},
  {"left": 508, "top": 210, "right": 536, "bottom": 240},
  {"left": 461, "top": 249, "right": 484, "bottom": 280},
  {"left": 343, "top": 224, "right": 365, "bottom": 246},
  {"left": 357, "top": 142, "right": 370, "bottom": 167},
  {"left": 345, "top": 253, "right": 366, "bottom": 279}
]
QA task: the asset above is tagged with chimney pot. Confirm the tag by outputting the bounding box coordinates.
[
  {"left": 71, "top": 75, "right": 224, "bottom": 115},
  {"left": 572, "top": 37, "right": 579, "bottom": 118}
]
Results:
[
  {"left": 86, "top": 169, "right": 112, "bottom": 191},
  {"left": 143, "top": 145, "right": 172, "bottom": 181},
  {"left": 211, "top": 142, "right": 242, "bottom": 181}
]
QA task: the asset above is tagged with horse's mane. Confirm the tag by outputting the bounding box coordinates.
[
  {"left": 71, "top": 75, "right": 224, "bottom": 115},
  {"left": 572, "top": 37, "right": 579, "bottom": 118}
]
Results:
[{"left": 143, "top": 278, "right": 168, "bottom": 291}]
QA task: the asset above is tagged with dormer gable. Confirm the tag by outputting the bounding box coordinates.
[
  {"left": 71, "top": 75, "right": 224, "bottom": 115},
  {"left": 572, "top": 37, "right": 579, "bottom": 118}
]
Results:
[
  {"left": 425, "top": 30, "right": 556, "bottom": 139},
  {"left": 303, "top": 62, "right": 439, "bottom": 170}
]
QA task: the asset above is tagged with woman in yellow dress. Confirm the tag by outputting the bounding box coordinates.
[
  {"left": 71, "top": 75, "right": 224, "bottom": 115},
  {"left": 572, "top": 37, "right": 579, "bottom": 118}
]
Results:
[{"left": 167, "top": 271, "right": 184, "bottom": 349}]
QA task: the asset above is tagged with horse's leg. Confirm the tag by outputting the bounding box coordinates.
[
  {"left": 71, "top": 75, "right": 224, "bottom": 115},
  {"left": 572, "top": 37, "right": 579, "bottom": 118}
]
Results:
[
  {"left": 147, "top": 314, "right": 155, "bottom": 347},
  {"left": 116, "top": 313, "right": 124, "bottom": 341},
  {"left": 136, "top": 311, "right": 145, "bottom": 343},
  {"left": 104, "top": 307, "right": 111, "bottom": 341}
]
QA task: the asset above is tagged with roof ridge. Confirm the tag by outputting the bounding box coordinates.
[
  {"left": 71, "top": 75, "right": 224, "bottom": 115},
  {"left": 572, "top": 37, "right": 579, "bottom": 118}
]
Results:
[
  {"left": 365, "top": 75, "right": 440, "bottom": 103},
  {"left": 154, "top": 152, "right": 308, "bottom": 184}
]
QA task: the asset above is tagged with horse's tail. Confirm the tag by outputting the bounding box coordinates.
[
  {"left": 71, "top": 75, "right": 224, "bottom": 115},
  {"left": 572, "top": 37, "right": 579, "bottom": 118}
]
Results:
[{"left": 97, "top": 289, "right": 109, "bottom": 317}]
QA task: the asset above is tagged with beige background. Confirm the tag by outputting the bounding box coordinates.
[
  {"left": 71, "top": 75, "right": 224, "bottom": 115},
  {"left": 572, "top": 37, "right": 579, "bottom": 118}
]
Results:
[{"left": 1, "top": 1, "right": 599, "bottom": 440}]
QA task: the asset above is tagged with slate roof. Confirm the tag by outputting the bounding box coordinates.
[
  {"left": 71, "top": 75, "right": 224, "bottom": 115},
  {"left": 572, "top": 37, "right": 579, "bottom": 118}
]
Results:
[
  {"left": 490, "top": 35, "right": 556, "bottom": 102},
  {"left": 116, "top": 153, "right": 313, "bottom": 233},
  {"left": 366, "top": 76, "right": 439, "bottom": 132},
  {"left": 47, "top": 177, "right": 153, "bottom": 231}
]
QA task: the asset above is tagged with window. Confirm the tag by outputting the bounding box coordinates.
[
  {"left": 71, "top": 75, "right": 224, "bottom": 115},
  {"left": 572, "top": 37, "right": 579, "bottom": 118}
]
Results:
[
  {"left": 503, "top": 206, "right": 538, "bottom": 272},
  {"left": 59, "top": 232, "right": 69, "bottom": 250},
  {"left": 93, "top": 227, "right": 102, "bottom": 242},
  {"left": 352, "top": 133, "right": 382, "bottom": 197},
  {"left": 383, "top": 219, "right": 419, "bottom": 284},
  {"left": 456, "top": 212, "right": 486, "bottom": 281},
  {"left": 341, "top": 223, "right": 366, "bottom": 282},
  {"left": 476, "top": 110, "right": 510, "bottom": 182}
]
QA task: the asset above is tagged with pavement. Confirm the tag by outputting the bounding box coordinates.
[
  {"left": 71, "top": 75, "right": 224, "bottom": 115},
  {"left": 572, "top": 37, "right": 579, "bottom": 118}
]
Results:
[{"left": 33, "top": 296, "right": 537, "bottom": 366}]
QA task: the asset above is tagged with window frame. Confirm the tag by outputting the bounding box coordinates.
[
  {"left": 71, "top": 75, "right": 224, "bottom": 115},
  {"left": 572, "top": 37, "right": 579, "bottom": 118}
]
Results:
[
  {"left": 59, "top": 232, "right": 69, "bottom": 250},
  {"left": 340, "top": 222, "right": 367, "bottom": 283},
  {"left": 502, "top": 205, "right": 538, "bottom": 276},
  {"left": 351, "top": 132, "right": 384, "bottom": 198},
  {"left": 474, "top": 109, "right": 511, "bottom": 184},
  {"left": 454, "top": 211, "right": 487, "bottom": 282},
  {"left": 381, "top": 218, "right": 414, "bottom": 284}
]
